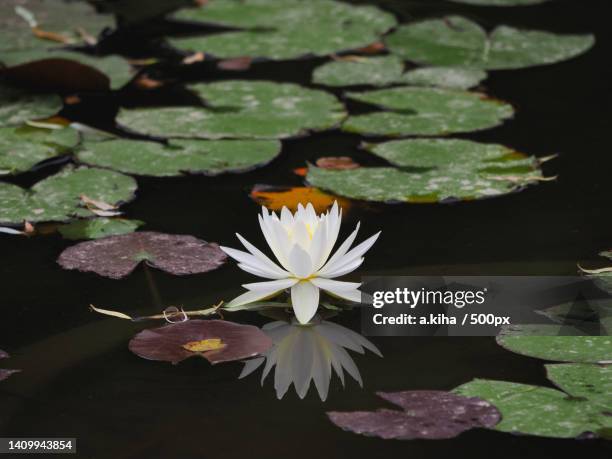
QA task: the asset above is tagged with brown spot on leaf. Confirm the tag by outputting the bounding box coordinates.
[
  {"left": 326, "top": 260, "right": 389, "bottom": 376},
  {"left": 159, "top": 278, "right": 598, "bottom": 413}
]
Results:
[
  {"left": 250, "top": 185, "right": 350, "bottom": 213},
  {"left": 315, "top": 156, "right": 360, "bottom": 170}
]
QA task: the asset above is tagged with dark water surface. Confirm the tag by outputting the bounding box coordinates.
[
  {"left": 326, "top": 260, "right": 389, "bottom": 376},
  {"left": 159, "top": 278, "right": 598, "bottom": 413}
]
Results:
[{"left": 1, "top": 0, "right": 612, "bottom": 458}]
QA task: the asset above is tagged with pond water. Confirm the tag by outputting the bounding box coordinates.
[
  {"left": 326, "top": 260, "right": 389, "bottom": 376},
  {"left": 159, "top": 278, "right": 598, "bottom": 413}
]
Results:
[{"left": 1, "top": 0, "right": 611, "bottom": 458}]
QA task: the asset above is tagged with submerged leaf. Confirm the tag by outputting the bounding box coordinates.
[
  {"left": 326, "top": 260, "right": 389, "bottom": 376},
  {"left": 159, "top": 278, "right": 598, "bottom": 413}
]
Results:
[
  {"left": 2, "top": 50, "right": 134, "bottom": 91},
  {"left": 385, "top": 16, "right": 594, "bottom": 70},
  {"left": 307, "top": 139, "right": 547, "bottom": 203},
  {"left": 117, "top": 81, "right": 346, "bottom": 139},
  {"left": 0, "top": 165, "right": 137, "bottom": 225},
  {"left": 58, "top": 218, "right": 144, "bottom": 240},
  {"left": 171, "top": 0, "right": 396, "bottom": 60},
  {"left": 343, "top": 87, "right": 513, "bottom": 136},
  {"left": 57, "top": 231, "right": 227, "bottom": 279},
  {"left": 328, "top": 391, "right": 500, "bottom": 439},
  {"left": 0, "top": 125, "right": 78, "bottom": 176},
  {"left": 129, "top": 319, "right": 272, "bottom": 364},
  {"left": 495, "top": 324, "right": 612, "bottom": 363},
  {"left": 250, "top": 185, "right": 350, "bottom": 213},
  {"left": 78, "top": 138, "right": 282, "bottom": 176}
]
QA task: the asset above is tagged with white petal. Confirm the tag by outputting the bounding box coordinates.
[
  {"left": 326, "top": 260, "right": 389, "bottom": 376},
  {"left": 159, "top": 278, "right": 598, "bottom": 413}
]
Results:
[
  {"left": 310, "top": 277, "right": 361, "bottom": 292},
  {"left": 319, "top": 229, "right": 379, "bottom": 277},
  {"left": 317, "top": 222, "right": 360, "bottom": 276},
  {"left": 235, "top": 233, "right": 288, "bottom": 277},
  {"left": 225, "top": 287, "right": 284, "bottom": 309},
  {"left": 291, "top": 281, "right": 320, "bottom": 324},
  {"left": 322, "top": 285, "right": 362, "bottom": 303},
  {"left": 322, "top": 257, "right": 364, "bottom": 279},
  {"left": 292, "top": 221, "right": 311, "bottom": 250},
  {"left": 243, "top": 278, "right": 298, "bottom": 291},
  {"left": 258, "top": 214, "right": 291, "bottom": 271},
  {"left": 288, "top": 244, "right": 313, "bottom": 278},
  {"left": 220, "top": 246, "right": 284, "bottom": 279},
  {"left": 280, "top": 206, "right": 293, "bottom": 227},
  {"left": 309, "top": 222, "right": 328, "bottom": 271}
]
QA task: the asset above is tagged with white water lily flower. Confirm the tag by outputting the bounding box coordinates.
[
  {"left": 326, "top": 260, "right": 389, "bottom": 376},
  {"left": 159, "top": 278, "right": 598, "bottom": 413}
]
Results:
[{"left": 220, "top": 202, "right": 380, "bottom": 324}]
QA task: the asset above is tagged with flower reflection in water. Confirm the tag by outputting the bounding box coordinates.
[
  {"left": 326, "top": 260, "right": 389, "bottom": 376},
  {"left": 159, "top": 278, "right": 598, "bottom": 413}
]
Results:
[{"left": 239, "top": 314, "right": 382, "bottom": 401}]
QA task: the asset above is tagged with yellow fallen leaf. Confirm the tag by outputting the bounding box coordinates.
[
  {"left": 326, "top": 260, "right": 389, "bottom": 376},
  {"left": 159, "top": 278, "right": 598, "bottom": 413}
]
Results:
[{"left": 182, "top": 338, "right": 225, "bottom": 352}]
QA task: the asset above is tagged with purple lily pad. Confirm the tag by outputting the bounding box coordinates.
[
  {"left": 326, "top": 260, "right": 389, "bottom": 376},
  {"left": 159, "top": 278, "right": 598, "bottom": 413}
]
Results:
[
  {"left": 57, "top": 231, "right": 227, "bottom": 279},
  {"left": 0, "top": 349, "right": 20, "bottom": 382},
  {"left": 128, "top": 320, "right": 273, "bottom": 365},
  {"left": 328, "top": 390, "right": 501, "bottom": 440}
]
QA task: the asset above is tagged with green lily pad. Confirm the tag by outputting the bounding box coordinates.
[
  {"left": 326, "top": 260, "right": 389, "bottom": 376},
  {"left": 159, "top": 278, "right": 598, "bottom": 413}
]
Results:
[
  {"left": 385, "top": 16, "right": 594, "bottom": 70},
  {"left": 307, "top": 138, "right": 544, "bottom": 203},
  {"left": 0, "top": 0, "right": 113, "bottom": 54},
  {"left": 496, "top": 324, "right": 612, "bottom": 363},
  {"left": 449, "top": 0, "right": 550, "bottom": 5},
  {"left": 399, "top": 67, "right": 487, "bottom": 90},
  {"left": 0, "top": 125, "right": 79, "bottom": 176},
  {"left": 77, "top": 138, "right": 282, "bottom": 176},
  {"left": 312, "top": 56, "right": 405, "bottom": 87},
  {"left": 0, "top": 165, "right": 137, "bottom": 225},
  {"left": 117, "top": 80, "right": 346, "bottom": 139},
  {"left": 343, "top": 87, "right": 513, "bottom": 136},
  {"left": 547, "top": 363, "right": 612, "bottom": 410},
  {"left": 170, "top": 0, "right": 396, "bottom": 60},
  {"left": 454, "top": 378, "right": 612, "bottom": 438},
  {"left": 1, "top": 49, "right": 134, "bottom": 90},
  {"left": 312, "top": 56, "right": 487, "bottom": 89},
  {"left": 0, "top": 85, "right": 63, "bottom": 127},
  {"left": 58, "top": 218, "right": 144, "bottom": 240}
]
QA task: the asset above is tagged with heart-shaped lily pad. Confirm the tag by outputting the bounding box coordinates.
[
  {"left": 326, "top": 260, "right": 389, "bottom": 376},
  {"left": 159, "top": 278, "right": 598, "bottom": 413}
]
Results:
[
  {"left": 496, "top": 324, "right": 612, "bottom": 363},
  {"left": 0, "top": 125, "right": 78, "bottom": 176},
  {"left": 0, "top": 84, "right": 63, "bottom": 127},
  {"left": 57, "top": 231, "right": 227, "bottom": 279},
  {"left": 0, "top": 165, "right": 137, "bottom": 225},
  {"left": 58, "top": 217, "right": 144, "bottom": 240},
  {"left": 307, "top": 138, "right": 546, "bottom": 203},
  {"left": 117, "top": 80, "right": 346, "bottom": 139},
  {"left": 455, "top": 370, "right": 612, "bottom": 439},
  {"left": 170, "top": 0, "right": 396, "bottom": 60},
  {"left": 449, "top": 0, "right": 550, "bottom": 5},
  {"left": 129, "top": 319, "right": 272, "bottom": 364},
  {"left": 343, "top": 87, "right": 513, "bottom": 136},
  {"left": 328, "top": 391, "right": 501, "bottom": 439},
  {"left": 77, "top": 138, "right": 282, "bottom": 176},
  {"left": 0, "top": 349, "right": 20, "bottom": 382},
  {"left": 313, "top": 56, "right": 487, "bottom": 89},
  {"left": 385, "top": 16, "right": 594, "bottom": 70}
]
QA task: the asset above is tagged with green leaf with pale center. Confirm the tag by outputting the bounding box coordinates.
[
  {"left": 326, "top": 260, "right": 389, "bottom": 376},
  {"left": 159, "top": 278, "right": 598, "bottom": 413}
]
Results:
[
  {"left": 313, "top": 56, "right": 487, "bottom": 89},
  {"left": 0, "top": 85, "right": 63, "bottom": 127},
  {"left": 0, "top": 165, "right": 137, "bottom": 225},
  {"left": 343, "top": 87, "right": 513, "bottom": 136},
  {"left": 385, "top": 16, "right": 594, "bottom": 70},
  {"left": 117, "top": 80, "right": 346, "bottom": 139},
  {"left": 0, "top": 126, "right": 78, "bottom": 176},
  {"left": 170, "top": 0, "right": 396, "bottom": 60},
  {"left": 77, "top": 138, "right": 282, "bottom": 176},
  {"left": 306, "top": 138, "right": 546, "bottom": 203}
]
